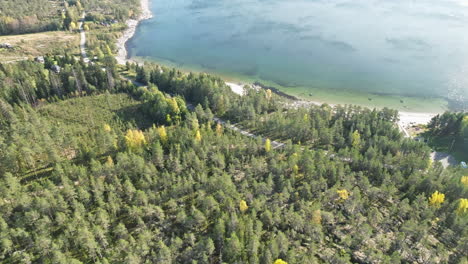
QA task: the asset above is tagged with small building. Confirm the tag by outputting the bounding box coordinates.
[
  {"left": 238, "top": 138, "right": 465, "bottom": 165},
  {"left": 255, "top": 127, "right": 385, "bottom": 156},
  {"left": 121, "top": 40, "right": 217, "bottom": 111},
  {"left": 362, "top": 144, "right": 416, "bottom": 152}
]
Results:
[
  {"left": 414, "top": 136, "right": 426, "bottom": 142},
  {"left": 461, "top": 161, "right": 467, "bottom": 169},
  {"left": 35, "top": 56, "right": 45, "bottom": 64},
  {"left": 51, "top": 65, "right": 61, "bottom": 73}
]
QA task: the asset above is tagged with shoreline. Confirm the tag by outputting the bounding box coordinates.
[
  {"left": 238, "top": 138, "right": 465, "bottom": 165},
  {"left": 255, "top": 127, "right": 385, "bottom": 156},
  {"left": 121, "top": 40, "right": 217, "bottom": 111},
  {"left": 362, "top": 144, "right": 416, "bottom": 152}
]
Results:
[
  {"left": 226, "top": 81, "right": 438, "bottom": 130},
  {"left": 116, "top": 2, "right": 439, "bottom": 130},
  {"left": 115, "top": 0, "right": 153, "bottom": 65}
]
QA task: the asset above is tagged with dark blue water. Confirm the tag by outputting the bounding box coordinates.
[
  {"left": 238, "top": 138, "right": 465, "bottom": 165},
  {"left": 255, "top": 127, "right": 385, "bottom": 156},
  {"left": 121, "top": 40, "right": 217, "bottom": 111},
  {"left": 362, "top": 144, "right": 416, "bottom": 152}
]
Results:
[{"left": 129, "top": 0, "right": 468, "bottom": 109}]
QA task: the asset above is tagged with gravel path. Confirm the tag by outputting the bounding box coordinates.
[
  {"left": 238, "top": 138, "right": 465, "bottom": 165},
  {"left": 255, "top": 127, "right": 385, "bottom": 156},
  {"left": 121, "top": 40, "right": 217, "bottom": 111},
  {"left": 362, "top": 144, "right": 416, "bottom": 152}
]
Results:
[{"left": 78, "top": 12, "right": 89, "bottom": 63}]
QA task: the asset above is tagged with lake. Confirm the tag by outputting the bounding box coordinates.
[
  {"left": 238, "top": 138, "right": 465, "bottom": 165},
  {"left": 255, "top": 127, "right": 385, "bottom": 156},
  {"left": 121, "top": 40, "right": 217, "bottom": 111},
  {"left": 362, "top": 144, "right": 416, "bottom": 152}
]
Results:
[{"left": 128, "top": 0, "right": 468, "bottom": 112}]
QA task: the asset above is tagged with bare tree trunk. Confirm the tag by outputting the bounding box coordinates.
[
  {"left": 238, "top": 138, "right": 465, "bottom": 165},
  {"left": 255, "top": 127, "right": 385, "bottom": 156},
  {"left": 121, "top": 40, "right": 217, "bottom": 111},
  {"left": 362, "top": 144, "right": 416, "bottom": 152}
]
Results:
[
  {"left": 17, "top": 80, "right": 31, "bottom": 105},
  {"left": 72, "top": 68, "right": 83, "bottom": 96},
  {"left": 106, "top": 68, "right": 115, "bottom": 91},
  {"left": 49, "top": 72, "right": 63, "bottom": 97}
]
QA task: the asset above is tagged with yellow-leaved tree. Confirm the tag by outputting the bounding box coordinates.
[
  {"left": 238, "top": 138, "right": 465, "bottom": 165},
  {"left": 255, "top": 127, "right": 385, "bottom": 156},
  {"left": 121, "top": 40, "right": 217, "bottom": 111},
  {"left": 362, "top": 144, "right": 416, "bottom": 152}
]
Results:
[
  {"left": 351, "top": 130, "right": 361, "bottom": 149},
  {"left": 157, "top": 126, "right": 168, "bottom": 144},
  {"left": 274, "top": 259, "right": 288, "bottom": 264},
  {"left": 195, "top": 130, "right": 202, "bottom": 142},
  {"left": 239, "top": 200, "right": 248, "bottom": 213},
  {"left": 266, "top": 89, "right": 272, "bottom": 100},
  {"left": 125, "top": 129, "right": 146, "bottom": 152},
  {"left": 105, "top": 156, "right": 114, "bottom": 166},
  {"left": 216, "top": 123, "right": 223, "bottom": 136},
  {"left": 265, "top": 139, "right": 271, "bottom": 152},
  {"left": 461, "top": 176, "right": 468, "bottom": 187},
  {"left": 429, "top": 191, "right": 445, "bottom": 207},
  {"left": 69, "top": 22, "right": 76, "bottom": 30},
  {"left": 457, "top": 198, "right": 468, "bottom": 215},
  {"left": 292, "top": 164, "right": 299, "bottom": 175},
  {"left": 337, "top": 189, "right": 349, "bottom": 200},
  {"left": 168, "top": 97, "right": 180, "bottom": 115},
  {"left": 103, "top": 124, "right": 112, "bottom": 132},
  {"left": 312, "top": 209, "right": 322, "bottom": 225},
  {"left": 105, "top": 44, "right": 113, "bottom": 56}
]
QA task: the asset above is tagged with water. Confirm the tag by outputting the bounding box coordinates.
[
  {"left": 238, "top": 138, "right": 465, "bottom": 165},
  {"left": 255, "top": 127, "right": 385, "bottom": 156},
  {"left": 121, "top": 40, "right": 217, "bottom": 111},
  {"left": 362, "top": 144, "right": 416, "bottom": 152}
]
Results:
[{"left": 128, "top": 0, "right": 468, "bottom": 112}]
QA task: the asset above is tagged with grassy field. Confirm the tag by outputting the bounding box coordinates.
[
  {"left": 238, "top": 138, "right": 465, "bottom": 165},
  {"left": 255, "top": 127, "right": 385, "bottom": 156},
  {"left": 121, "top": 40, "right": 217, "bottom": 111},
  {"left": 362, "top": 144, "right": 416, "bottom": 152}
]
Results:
[
  {"left": 38, "top": 93, "right": 153, "bottom": 134},
  {"left": 0, "top": 31, "right": 80, "bottom": 63}
]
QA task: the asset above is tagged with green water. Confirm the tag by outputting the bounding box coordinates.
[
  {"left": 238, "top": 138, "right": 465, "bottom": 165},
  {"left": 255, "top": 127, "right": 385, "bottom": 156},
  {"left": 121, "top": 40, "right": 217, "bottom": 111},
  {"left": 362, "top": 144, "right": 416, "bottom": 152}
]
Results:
[{"left": 128, "top": 0, "right": 468, "bottom": 112}]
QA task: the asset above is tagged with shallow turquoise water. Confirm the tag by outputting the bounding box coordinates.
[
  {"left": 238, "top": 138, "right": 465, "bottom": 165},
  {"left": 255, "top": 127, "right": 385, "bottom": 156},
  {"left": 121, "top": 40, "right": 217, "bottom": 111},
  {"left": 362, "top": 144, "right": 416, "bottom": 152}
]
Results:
[{"left": 128, "top": 0, "right": 468, "bottom": 110}]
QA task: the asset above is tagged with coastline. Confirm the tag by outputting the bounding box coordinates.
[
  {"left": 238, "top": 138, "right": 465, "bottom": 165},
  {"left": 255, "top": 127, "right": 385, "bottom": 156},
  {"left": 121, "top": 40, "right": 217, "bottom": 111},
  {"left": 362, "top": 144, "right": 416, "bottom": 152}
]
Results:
[
  {"left": 225, "top": 81, "right": 438, "bottom": 131},
  {"left": 115, "top": 0, "right": 152, "bottom": 65},
  {"left": 116, "top": 2, "right": 439, "bottom": 131}
]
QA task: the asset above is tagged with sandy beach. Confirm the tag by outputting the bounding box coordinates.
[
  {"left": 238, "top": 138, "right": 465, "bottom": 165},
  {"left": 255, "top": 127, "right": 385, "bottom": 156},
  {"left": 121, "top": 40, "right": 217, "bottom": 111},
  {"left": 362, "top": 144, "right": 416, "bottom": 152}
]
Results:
[
  {"left": 115, "top": 0, "right": 153, "bottom": 65},
  {"left": 226, "top": 82, "right": 439, "bottom": 132}
]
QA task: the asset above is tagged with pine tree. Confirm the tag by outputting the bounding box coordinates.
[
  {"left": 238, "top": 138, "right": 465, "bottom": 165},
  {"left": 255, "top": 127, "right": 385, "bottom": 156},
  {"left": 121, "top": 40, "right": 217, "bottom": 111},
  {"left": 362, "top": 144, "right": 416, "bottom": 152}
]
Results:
[{"left": 224, "top": 233, "right": 242, "bottom": 263}]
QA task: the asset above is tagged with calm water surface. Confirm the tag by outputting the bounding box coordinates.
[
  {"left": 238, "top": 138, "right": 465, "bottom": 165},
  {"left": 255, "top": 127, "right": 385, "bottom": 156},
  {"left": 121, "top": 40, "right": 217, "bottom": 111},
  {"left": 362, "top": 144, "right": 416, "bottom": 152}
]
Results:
[{"left": 128, "top": 0, "right": 468, "bottom": 111}]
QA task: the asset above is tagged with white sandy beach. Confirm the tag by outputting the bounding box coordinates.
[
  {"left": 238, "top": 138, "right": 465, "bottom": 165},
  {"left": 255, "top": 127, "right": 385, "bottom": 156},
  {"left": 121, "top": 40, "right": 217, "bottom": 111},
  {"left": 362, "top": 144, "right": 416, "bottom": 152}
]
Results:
[
  {"left": 226, "top": 82, "right": 245, "bottom": 96},
  {"left": 227, "top": 83, "right": 438, "bottom": 131},
  {"left": 115, "top": 0, "right": 153, "bottom": 65},
  {"left": 398, "top": 111, "right": 437, "bottom": 129}
]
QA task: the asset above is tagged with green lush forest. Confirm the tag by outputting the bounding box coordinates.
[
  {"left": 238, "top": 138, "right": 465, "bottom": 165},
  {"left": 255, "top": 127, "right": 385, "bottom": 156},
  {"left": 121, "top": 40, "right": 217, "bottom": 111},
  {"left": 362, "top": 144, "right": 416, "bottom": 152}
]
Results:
[{"left": 0, "top": 56, "right": 467, "bottom": 263}]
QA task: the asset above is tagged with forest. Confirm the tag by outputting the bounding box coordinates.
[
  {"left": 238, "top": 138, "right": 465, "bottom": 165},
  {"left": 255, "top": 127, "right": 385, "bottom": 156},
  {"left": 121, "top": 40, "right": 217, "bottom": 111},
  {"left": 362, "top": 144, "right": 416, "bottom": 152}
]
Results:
[
  {"left": 0, "top": 56, "right": 467, "bottom": 263},
  {"left": 0, "top": 0, "right": 140, "bottom": 35}
]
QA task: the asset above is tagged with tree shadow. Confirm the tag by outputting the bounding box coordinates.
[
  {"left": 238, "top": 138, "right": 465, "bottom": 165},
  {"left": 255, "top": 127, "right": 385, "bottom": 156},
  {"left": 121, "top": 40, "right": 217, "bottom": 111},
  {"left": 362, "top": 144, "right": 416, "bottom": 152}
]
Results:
[{"left": 114, "top": 103, "right": 154, "bottom": 130}]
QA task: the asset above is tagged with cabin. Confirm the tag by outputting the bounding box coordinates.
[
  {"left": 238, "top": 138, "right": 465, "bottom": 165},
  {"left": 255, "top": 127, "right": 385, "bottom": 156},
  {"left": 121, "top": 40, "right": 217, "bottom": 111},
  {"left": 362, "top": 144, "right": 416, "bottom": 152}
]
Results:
[
  {"left": 461, "top": 161, "right": 467, "bottom": 169},
  {"left": 51, "top": 65, "right": 61, "bottom": 73},
  {"left": 35, "top": 56, "right": 45, "bottom": 64}
]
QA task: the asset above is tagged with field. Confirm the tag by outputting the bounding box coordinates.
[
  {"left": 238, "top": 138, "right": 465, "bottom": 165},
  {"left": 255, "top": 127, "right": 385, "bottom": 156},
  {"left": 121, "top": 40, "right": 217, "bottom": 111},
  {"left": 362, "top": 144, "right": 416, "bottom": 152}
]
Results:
[
  {"left": 38, "top": 93, "right": 153, "bottom": 132},
  {"left": 0, "top": 31, "right": 80, "bottom": 63},
  {"left": 17, "top": 93, "right": 152, "bottom": 182}
]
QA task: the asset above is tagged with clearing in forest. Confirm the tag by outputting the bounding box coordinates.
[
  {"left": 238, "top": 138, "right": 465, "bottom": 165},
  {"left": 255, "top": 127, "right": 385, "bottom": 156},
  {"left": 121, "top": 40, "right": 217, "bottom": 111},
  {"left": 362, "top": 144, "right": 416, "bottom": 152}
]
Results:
[{"left": 0, "top": 31, "right": 79, "bottom": 63}]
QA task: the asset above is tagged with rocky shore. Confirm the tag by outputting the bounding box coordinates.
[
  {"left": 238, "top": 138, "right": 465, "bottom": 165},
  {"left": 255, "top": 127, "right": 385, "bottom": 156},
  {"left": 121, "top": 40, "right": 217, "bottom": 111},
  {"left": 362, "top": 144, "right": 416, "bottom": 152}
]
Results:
[{"left": 115, "top": 0, "right": 153, "bottom": 65}]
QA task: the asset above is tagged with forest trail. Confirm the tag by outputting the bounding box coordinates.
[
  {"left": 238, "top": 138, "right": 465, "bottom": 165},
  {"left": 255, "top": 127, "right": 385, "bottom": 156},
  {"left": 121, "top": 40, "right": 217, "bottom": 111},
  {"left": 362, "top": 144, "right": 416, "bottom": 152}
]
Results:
[
  {"left": 78, "top": 12, "right": 89, "bottom": 63},
  {"left": 213, "top": 117, "right": 285, "bottom": 149},
  {"left": 120, "top": 75, "right": 285, "bottom": 149}
]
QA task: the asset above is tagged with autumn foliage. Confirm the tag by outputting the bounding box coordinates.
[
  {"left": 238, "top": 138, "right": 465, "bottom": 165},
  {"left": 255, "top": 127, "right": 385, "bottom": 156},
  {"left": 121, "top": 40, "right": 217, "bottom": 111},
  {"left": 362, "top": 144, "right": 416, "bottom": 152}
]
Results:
[
  {"left": 125, "top": 129, "right": 147, "bottom": 151},
  {"left": 337, "top": 189, "right": 349, "bottom": 200},
  {"left": 239, "top": 200, "right": 248, "bottom": 213},
  {"left": 457, "top": 199, "right": 468, "bottom": 215},
  {"left": 429, "top": 191, "right": 445, "bottom": 207},
  {"left": 265, "top": 138, "right": 271, "bottom": 152}
]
